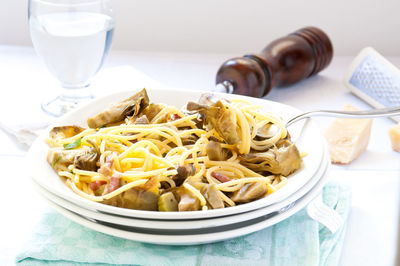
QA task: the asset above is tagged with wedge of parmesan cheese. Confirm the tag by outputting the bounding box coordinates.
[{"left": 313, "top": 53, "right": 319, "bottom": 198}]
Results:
[
  {"left": 389, "top": 122, "right": 400, "bottom": 152},
  {"left": 324, "top": 104, "right": 373, "bottom": 164}
]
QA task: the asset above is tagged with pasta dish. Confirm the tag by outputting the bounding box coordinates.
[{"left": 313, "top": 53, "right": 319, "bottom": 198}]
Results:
[{"left": 46, "top": 89, "right": 302, "bottom": 211}]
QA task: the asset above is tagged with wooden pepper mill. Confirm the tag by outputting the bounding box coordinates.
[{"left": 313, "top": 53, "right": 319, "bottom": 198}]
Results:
[{"left": 215, "top": 26, "right": 333, "bottom": 97}]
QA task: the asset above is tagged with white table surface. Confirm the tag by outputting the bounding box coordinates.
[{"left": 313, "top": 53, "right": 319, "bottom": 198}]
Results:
[{"left": 0, "top": 45, "right": 399, "bottom": 266}]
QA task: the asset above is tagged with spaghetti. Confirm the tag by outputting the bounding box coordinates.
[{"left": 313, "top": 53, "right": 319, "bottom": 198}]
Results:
[{"left": 46, "top": 89, "right": 302, "bottom": 211}]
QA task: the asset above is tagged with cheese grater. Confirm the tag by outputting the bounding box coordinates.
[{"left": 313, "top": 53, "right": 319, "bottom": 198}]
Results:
[{"left": 345, "top": 47, "right": 400, "bottom": 122}]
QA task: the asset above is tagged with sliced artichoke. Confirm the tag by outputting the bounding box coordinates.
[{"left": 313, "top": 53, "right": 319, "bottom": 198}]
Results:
[
  {"left": 141, "top": 103, "right": 163, "bottom": 122},
  {"left": 173, "top": 164, "right": 196, "bottom": 186},
  {"left": 206, "top": 141, "right": 229, "bottom": 161},
  {"left": 158, "top": 192, "right": 178, "bottom": 211},
  {"left": 230, "top": 182, "right": 268, "bottom": 203},
  {"left": 187, "top": 94, "right": 240, "bottom": 145},
  {"left": 47, "top": 140, "right": 100, "bottom": 172},
  {"left": 49, "top": 125, "right": 84, "bottom": 140},
  {"left": 87, "top": 88, "right": 150, "bottom": 128},
  {"left": 175, "top": 187, "right": 200, "bottom": 211},
  {"left": 239, "top": 140, "right": 302, "bottom": 176},
  {"left": 201, "top": 184, "right": 224, "bottom": 209},
  {"left": 103, "top": 176, "right": 160, "bottom": 211}
]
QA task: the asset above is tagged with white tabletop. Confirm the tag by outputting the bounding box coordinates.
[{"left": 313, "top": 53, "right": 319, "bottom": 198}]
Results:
[{"left": 0, "top": 46, "right": 399, "bottom": 266}]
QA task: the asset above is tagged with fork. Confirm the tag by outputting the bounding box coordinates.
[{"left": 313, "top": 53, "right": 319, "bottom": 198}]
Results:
[
  {"left": 285, "top": 106, "right": 400, "bottom": 127},
  {"left": 306, "top": 193, "right": 344, "bottom": 234}
]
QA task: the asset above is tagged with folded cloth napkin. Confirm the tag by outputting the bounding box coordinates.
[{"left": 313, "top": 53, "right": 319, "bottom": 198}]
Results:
[
  {"left": 0, "top": 66, "right": 166, "bottom": 148},
  {"left": 16, "top": 181, "right": 351, "bottom": 266}
]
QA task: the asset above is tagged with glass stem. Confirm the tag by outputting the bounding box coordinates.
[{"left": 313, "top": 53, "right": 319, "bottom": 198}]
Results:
[
  {"left": 41, "top": 84, "right": 94, "bottom": 117},
  {"left": 59, "top": 84, "right": 94, "bottom": 103}
]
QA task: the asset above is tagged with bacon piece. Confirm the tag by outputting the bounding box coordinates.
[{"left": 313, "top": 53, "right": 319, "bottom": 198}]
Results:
[
  {"left": 98, "top": 153, "right": 115, "bottom": 176},
  {"left": 211, "top": 172, "right": 231, "bottom": 183},
  {"left": 170, "top": 113, "right": 182, "bottom": 121},
  {"left": 90, "top": 180, "right": 107, "bottom": 191},
  {"left": 98, "top": 164, "right": 112, "bottom": 176},
  {"left": 108, "top": 175, "right": 121, "bottom": 193}
]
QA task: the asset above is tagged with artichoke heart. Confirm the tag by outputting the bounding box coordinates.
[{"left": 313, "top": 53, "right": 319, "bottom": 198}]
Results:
[
  {"left": 239, "top": 140, "right": 302, "bottom": 176},
  {"left": 206, "top": 141, "right": 230, "bottom": 161},
  {"left": 187, "top": 94, "right": 240, "bottom": 145},
  {"left": 158, "top": 192, "right": 178, "bottom": 211},
  {"left": 87, "top": 88, "right": 150, "bottom": 128},
  {"left": 104, "top": 176, "right": 160, "bottom": 211},
  {"left": 47, "top": 142, "right": 100, "bottom": 172},
  {"left": 201, "top": 184, "right": 224, "bottom": 209},
  {"left": 231, "top": 182, "right": 268, "bottom": 203},
  {"left": 48, "top": 126, "right": 84, "bottom": 145}
]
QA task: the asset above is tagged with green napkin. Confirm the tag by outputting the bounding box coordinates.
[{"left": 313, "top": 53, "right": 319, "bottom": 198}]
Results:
[{"left": 16, "top": 181, "right": 351, "bottom": 266}]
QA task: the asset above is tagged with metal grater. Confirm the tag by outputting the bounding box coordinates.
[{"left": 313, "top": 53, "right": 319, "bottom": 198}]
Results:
[{"left": 345, "top": 47, "right": 400, "bottom": 122}]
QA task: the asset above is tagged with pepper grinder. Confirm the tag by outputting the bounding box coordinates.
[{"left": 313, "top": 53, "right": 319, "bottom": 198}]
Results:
[{"left": 215, "top": 26, "right": 333, "bottom": 97}]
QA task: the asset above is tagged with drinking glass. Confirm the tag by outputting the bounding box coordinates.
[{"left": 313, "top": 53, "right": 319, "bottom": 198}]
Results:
[{"left": 28, "top": 0, "right": 115, "bottom": 116}]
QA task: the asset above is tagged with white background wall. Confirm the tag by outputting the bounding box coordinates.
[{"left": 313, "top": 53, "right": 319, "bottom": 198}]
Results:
[{"left": 1, "top": 0, "right": 400, "bottom": 56}]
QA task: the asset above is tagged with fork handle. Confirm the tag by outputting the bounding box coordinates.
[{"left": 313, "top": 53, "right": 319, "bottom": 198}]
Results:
[{"left": 286, "top": 106, "right": 400, "bottom": 127}]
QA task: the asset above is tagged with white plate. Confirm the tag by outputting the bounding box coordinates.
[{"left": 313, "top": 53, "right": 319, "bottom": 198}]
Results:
[
  {"left": 39, "top": 158, "right": 330, "bottom": 245},
  {"left": 28, "top": 88, "right": 326, "bottom": 220},
  {"left": 33, "top": 141, "right": 329, "bottom": 231}
]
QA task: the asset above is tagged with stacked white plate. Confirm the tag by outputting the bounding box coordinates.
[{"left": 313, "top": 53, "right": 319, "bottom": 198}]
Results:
[{"left": 28, "top": 88, "right": 330, "bottom": 245}]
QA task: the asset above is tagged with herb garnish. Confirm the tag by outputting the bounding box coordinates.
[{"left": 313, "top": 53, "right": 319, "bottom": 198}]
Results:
[
  {"left": 52, "top": 156, "right": 61, "bottom": 167},
  {"left": 64, "top": 139, "right": 82, "bottom": 150}
]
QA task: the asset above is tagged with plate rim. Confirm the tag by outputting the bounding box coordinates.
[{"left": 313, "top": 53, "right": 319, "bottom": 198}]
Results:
[
  {"left": 38, "top": 157, "right": 330, "bottom": 245},
  {"left": 32, "top": 142, "right": 328, "bottom": 230}
]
